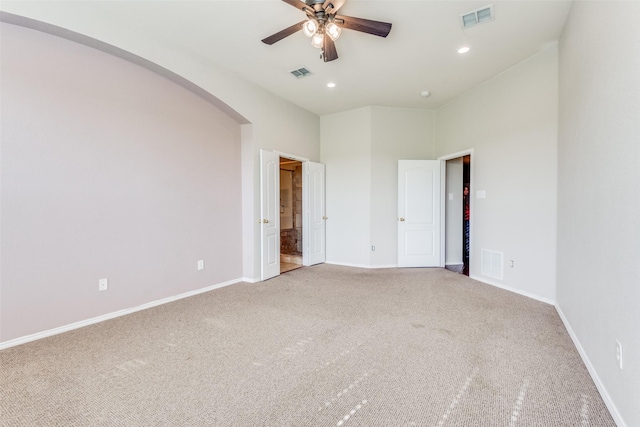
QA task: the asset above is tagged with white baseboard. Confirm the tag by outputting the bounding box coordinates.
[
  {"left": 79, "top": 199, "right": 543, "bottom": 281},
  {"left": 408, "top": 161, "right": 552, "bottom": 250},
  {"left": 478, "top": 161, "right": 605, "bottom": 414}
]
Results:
[
  {"left": 325, "top": 261, "right": 398, "bottom": 269},
  {"left": 325, "top": 261, "right": 370, "bottom": 269},
  {"left": 369, "top": 264, "right": 398, "bottom": 269},
  {"left": 241, "top": 277, "right": 260, "bottom": 284},
  {"left": 554, "top": 305, "right": 625, "bottom": 427},
  {"left": 322, "top": 265, "right": 554, "bottom": 305},
  {"left": 469, "top": 274, "right": 556, "bottom": 306},
  {"left": 0, "top": 277, "right": 244, "bottom": 350}
]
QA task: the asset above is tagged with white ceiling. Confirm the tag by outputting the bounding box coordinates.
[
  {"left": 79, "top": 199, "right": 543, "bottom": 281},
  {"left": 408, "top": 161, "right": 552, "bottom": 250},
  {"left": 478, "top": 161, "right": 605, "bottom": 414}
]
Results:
[{"left": 1, "top": 0, "right": 572, "bottom": 116}]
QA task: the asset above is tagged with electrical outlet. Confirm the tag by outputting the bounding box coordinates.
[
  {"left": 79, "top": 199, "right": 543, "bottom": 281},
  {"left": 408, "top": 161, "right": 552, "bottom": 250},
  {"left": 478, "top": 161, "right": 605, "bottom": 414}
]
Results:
[
  {"left": 371, "top": 245, "right": 376, "bottom": 252},
  {"left": 616, "top": 339, "right": 623, "bottom": 369},
  {"left": 510, "top": 260, "right": 515, "bottom": 268},
  {"left": 98, "top": 278, "right": 108, "bottom": 291},
  {"left": 197, "top": 260, "right": 205, "bottom": 271}
]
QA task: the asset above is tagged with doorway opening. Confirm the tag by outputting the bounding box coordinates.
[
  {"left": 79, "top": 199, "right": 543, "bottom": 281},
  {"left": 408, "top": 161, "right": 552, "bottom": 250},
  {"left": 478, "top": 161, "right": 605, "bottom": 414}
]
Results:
[
  {"left": 260, "top": 149, "right": 326, "bottom": 281},
  {"left": 443, "top": 153, "right": 472, "bottom": 276},
  {"left": 462, "top": 155, "right": 471, "bottom": 276},
  {"left": 280, "top": 157, "right": 303, "bottom": 273}
]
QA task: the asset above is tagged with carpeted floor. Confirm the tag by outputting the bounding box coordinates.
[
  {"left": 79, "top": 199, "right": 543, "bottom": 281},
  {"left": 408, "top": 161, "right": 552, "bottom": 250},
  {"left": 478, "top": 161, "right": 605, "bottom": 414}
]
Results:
[{"left": 0, "top": 265, "right": 615, "bottom": 426}]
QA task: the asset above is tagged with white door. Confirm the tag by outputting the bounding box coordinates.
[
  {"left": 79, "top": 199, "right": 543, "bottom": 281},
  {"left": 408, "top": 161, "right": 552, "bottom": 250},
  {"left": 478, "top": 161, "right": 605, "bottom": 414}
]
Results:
[
  {"left": 398, "top": 160, "right": 441, "bottom": 267},
  {"left": 260, "top": 150, "right": 280, "bottom": 280},
  {"left": 303, "top": 161, "right": 326, "bottom": 266}
]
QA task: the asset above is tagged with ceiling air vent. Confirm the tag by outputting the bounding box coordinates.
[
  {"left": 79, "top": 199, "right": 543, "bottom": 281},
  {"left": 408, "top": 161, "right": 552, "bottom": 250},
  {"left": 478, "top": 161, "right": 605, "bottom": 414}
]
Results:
[
  {"left": 460, "top": 5, "right": 494, "bottom": 28},
  {"left": 290, "top": 67, "right": 312, "bottom": 79}
]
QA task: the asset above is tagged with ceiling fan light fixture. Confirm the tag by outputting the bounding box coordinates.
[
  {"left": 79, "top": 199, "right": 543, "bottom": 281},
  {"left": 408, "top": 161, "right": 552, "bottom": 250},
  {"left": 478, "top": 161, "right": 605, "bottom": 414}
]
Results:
[
  {"left": 261, "top": 0, "right": 393, "bottom": 62},
  {"left": 311, "top": 32, "right": 324, "bottom": 49},
  {"left": 326, "top": 22, "right": 342, "bottom": 41},
  {"left": 302, "top": 19, "right": 318, "bottom": 37}
]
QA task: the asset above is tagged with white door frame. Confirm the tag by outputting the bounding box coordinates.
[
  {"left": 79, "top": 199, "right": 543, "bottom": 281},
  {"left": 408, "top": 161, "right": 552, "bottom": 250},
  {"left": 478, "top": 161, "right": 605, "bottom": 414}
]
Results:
[
  {"left": 437, "top": 149, "right": 474, "bottom": 271},
  {"left": 274, "top": 151, "right": 309, "bottom": 164},
  {"left": 263, "top": 151, "right": 324, "bottom": 275}
]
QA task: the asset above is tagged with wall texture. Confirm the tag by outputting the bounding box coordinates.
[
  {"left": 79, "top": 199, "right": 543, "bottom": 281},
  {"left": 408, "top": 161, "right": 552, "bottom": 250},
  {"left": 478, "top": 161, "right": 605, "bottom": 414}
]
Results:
[
  {"left": 435, "top": 45, "right": 559, "bottom": 302},
  {"left": 370, "top": 107, "right": 436, "bottom": 267},
  {"left": 1, "top": 23, "right": 242, "bottom": 342},
  {"left": 557, "top": 2, "right": 640, "bottom": 425},
  {"left": 321, "top": 107, "right": 372, "bottom": 267},
  {"left": 321, "top": 107, "right": 435, "bottom": 268},
  {"left": 0, "top": 3, "right": 321, "bottom": 284}
]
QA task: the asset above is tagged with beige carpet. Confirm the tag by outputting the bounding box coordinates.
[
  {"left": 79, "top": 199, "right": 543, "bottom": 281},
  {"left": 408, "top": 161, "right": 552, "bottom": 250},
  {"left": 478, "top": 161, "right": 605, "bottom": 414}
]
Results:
[{"left": 0, "top": 265, "right": 615, "bottom": 426}]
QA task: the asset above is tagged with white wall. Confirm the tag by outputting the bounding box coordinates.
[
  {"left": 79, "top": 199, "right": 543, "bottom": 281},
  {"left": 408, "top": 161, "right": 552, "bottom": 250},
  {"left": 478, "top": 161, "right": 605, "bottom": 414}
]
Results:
[
  {"left": 0, "top": 4, "right": 320, "bottom": 283},
  {"left": 445, "top": 158, "right": 464, "bottom": 266},
  {"left": 321, "top": 107, "right": 372, "bottom": 267},
  {"left": 1, "top": 23, "right": 242, "bottom": 342},
  {"left": 557, "top": 2, "right": 640, "bottom": 426},
  {"left": 321, "top": 106, "right": 435, "bottom": 268},
  {"left": 370, "top": 107, "right": 436, "bottom": 267},
  {"left": 435, "top": 45, "right": 558, "bottom": 302}
]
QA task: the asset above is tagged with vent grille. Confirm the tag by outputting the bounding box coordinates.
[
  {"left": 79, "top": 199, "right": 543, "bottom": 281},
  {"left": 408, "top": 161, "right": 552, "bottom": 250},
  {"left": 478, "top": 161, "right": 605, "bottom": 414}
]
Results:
[
  {"left": 461, "top": 5, "right": 494, "bottom": 28},
  {"left": 481, "top": 249, "right": 503, "bottom": 280},
  {"left": 290, "top": 67, "right": 312, "bottom": 79}
]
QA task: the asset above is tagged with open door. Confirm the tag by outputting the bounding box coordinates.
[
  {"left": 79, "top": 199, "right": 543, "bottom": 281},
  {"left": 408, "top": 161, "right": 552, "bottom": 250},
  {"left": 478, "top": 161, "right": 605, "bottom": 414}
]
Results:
[
  {"left": 260, "top": 149, "right": 280, "bottom": 280},
  {"left": 398, "top": 160, "right": 441, "bottom": 267},
  {"left": 303, "top": 161, "right": 326, "bottom": 266}
]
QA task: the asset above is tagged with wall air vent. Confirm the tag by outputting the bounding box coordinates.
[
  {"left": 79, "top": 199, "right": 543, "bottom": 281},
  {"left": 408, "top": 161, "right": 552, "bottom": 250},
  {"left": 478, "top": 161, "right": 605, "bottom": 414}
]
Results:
[
  {"left": 461, "top": 5, "right": 494, "bottom": 28},
  {"left": 290, "top": 67, "right": 312, "bottom": 79},
  {"left": 481, "top": 248, "right": 504, "bottom": 280}
]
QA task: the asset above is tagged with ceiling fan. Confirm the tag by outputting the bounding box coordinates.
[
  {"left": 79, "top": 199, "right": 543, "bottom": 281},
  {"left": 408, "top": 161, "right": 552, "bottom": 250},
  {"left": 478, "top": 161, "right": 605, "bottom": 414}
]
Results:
[{"left": 261, "top": 0, "right": 392, "bottom": 62}]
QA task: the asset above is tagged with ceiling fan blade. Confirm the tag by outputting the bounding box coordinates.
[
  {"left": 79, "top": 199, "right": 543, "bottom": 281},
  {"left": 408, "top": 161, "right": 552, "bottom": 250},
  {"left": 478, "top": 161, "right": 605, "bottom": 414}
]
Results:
[
  {"left": 335, "top": 15, "right": 392, "bottom": 38},
  {"left": 262, "top": 21, "right": 305, "bottom": 45},
  {"left": 282, "top": 0, "right": 314, "bottom": 14},
  {"left": 323, "top": 35, "right": 338, "bottom": 62},
  {"left": 323, "top": 0, "right": 347, "bottom": 14}
]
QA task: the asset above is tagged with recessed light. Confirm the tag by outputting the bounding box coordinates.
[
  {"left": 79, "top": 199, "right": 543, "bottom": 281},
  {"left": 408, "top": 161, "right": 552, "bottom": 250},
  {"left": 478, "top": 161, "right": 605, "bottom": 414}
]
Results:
[
  {"left": 421, "top": 90, "right": 431, "bottom": 98},
  {"left": 327, "top": 82, "right": 336, "bottom": 88},
  {"left": 458, "top": 46, "right": 470, "bottom": 54}
]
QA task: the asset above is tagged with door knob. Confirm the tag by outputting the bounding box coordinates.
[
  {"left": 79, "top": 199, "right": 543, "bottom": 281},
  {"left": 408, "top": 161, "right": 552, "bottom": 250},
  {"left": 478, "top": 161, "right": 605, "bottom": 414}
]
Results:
[
  {"left": 263, "top": 219, "right": 269, "bottom": 224},
  {"left": 399, "top": 217, "right": 405, "bottom": 222},
  {"left": 322, "top": 216, "right": 328, "bottom": 220}
]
